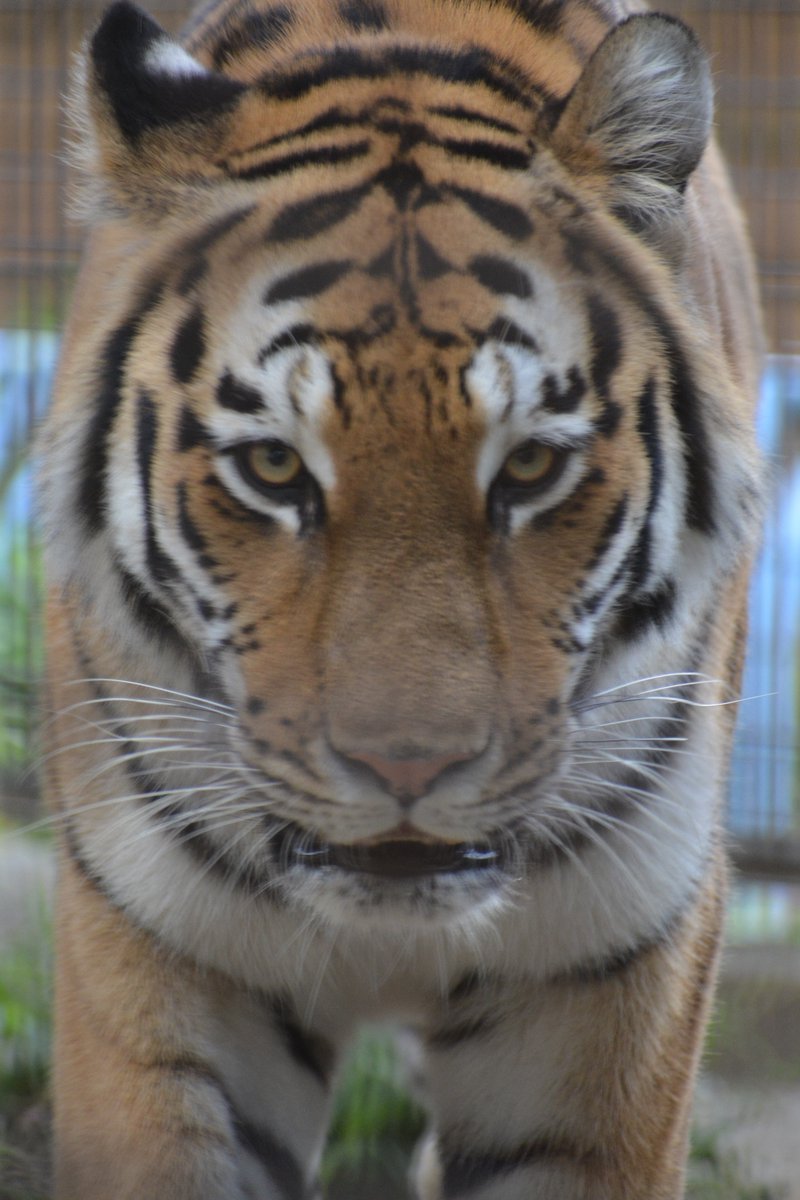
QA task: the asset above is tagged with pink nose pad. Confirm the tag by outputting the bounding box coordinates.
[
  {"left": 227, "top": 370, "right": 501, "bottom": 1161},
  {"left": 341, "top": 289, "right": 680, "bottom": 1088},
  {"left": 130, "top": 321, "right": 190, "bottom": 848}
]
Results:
[{"left": 345, "top": 749, "right": 473, "bottom": 799}]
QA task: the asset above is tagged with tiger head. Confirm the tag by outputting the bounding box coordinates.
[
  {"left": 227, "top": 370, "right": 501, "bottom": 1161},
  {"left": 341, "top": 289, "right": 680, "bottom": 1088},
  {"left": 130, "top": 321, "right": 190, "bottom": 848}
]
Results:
[{"left": 43, "top": 1, "right": 761, "bottom": 928}]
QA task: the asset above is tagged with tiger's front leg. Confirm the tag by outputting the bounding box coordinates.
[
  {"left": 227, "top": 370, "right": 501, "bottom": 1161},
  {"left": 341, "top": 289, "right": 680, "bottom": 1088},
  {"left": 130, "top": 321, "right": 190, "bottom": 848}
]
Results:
[
  {"left": 53, "top": 850, "right": 342, "bottom": 1200},
  {"left": 419, "top": 873, "right": 723, "bottom": 1200}
]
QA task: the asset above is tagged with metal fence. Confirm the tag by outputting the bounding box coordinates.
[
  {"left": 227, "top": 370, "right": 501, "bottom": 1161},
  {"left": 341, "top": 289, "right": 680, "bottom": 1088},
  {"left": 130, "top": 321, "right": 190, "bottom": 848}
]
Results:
[{"left": 1, "top": 1, "right": 798, "bottom": 874}]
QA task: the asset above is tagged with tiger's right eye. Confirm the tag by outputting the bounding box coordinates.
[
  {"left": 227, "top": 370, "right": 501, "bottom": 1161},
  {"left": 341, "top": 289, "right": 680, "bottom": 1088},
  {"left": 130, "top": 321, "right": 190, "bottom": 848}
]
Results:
[{"left": 236, "top": 441, "right": 305, "bottom": 491}]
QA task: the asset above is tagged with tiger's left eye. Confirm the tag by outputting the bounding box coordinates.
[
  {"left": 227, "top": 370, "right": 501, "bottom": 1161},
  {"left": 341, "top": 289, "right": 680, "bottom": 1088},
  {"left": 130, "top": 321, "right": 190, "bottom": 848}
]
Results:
[
  {"left": 239, "top": 441, "right": 304, "bottom": 489},
  {"left": 500, "top": 441, "right": 559, "bottom": 487}
]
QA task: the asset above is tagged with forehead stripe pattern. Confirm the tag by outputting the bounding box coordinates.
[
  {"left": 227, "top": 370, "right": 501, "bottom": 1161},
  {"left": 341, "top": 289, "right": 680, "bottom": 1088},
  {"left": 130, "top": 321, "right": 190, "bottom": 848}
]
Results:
[
  {"left": 230, "top": 138, "right": 372, "bottom": 182},
  {"left": 429, "top": 104, "right": 524, "bottom": 136},
  {"left": 338, "top": 0, "right": 390, "bottom": 32},
  {"left": 258, "top": 43, "right": 548, "bottom": 108},
  {"left": 264, "top": 259, "right": 354, "bottom": 304},
  {"left": 210, "top": 7, "right": 296, "bottom": 69},
  {"left": 265, "top": 181, "right": 372, "bottom": 243}
]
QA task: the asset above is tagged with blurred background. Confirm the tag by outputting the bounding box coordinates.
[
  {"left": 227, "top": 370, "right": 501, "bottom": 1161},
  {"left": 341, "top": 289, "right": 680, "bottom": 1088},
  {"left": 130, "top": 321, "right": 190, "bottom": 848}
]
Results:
[{"left": 0, "top": 2, "right": 798, "bottom": 1198}]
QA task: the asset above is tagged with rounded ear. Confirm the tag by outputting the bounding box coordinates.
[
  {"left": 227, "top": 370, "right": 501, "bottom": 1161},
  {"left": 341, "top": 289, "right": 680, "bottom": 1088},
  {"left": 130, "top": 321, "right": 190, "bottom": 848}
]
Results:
[
  {"left": 76, "top": 1, "right": 247, "bottom": 216},
  {"left": 551, "top": 14, "right": 713, "bottom": 232}
]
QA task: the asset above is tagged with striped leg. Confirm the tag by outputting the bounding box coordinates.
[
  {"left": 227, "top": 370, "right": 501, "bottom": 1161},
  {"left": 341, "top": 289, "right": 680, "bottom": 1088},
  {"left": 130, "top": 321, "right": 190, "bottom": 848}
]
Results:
[
  {"left": 420, "top": 880, "right": 722, "bottom": 1200},
  {"left": 53, "top": 850, "right": 341, "bottom": 1200}
]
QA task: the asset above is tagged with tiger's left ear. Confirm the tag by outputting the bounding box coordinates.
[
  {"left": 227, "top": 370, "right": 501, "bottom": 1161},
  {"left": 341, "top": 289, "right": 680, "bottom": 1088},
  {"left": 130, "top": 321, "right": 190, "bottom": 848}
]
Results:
[
  {"left": 76, "top": 1, "right": 248, "bottom": 216},
  {"left": 551, "top": 14, "right": 713, "bottom": 231}
]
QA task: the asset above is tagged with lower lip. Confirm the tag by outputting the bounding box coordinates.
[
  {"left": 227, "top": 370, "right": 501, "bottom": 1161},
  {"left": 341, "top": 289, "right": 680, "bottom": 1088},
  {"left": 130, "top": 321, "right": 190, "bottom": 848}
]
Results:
[{"left": 272, "top": 825, "right": 502, "bottom": 879}]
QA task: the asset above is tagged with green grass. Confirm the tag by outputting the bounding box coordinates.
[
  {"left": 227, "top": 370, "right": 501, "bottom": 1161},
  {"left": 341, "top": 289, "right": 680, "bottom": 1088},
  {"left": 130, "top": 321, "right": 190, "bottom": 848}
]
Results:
[
  {"left": 0, "top": 539, "right": 42, "bottom": 789},
  {"left": 0, "top": 875, "right": 51, "bottom": 1200}
]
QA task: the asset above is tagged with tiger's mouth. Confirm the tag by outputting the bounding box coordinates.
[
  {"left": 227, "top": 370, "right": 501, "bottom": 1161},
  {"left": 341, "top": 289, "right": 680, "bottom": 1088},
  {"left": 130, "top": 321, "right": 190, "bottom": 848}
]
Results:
[{"left": 270, "top": 821, "right": 505, "bottom": 879}]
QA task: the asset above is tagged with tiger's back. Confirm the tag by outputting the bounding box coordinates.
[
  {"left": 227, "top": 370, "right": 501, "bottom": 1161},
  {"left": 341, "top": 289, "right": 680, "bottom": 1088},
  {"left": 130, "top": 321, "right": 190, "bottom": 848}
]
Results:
[{"left": 41, "top": 1, "right": 762, "bottom": 1197}]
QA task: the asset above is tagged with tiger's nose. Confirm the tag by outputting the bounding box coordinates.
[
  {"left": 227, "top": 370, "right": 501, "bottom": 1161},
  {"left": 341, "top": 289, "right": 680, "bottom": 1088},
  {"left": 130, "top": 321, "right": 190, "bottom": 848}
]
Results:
[{"left": 343, "top": 749, "right": 475, "bottom": 800}]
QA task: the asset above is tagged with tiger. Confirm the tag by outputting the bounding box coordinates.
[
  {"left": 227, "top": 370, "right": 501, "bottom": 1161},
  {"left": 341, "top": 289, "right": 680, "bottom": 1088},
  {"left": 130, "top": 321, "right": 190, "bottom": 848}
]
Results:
[{"left": 39, "top": 0, "right": 763, "bottom": 1196}]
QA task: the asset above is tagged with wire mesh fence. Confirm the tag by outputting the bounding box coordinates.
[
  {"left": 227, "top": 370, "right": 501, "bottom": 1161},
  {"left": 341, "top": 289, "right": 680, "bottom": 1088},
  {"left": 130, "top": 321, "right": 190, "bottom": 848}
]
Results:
[{"left": 0, "top": 1, "right": 798, "bottom": 874}]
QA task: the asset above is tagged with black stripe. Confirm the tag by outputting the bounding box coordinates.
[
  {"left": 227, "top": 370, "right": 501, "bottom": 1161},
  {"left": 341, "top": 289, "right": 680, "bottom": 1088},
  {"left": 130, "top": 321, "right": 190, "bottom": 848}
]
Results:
[
  {"left": 230, "top": 139, "right": 371, "bottom": 182},
  {"left": 115, "top": 560, "right": 189, "bottom": 657},
  {"left": 226, "top": 107, "right": 362, "bottom": 161},
  {"left": 266, "top": 181, "right": 371, "bottom": 242},
  {"left": 216, "top": 371, "right": 266, "bottom": 413},
  {"left": 615, "top": 577, "right": 677, "bottom": 641},
  {"left": 170, "top": 306, "right": 207, "bottom": 385},
  {"left": 234, "top": 1117, "right": 306, "bottom": 1200},
  {"left": 176, "top": 482, "right": 208, "bottom": 555},
  {"left": 470, "top": 254, "right": 531, "bottom": 298},
  {"left": 109, "top": 708, "right": 281, "bottom": 898},
  {"left": 429, "top": 104, "right": 523, "bottom": 136},
  {"left": 585, "top": 494, "right": 628, "bottom": 576},
  {"left": 627, "top": 376, "right": 662, "bottom": 593},
  {"left": 137, "top": 390, "right": 179, "bottom": 588},
  {"left": 449, "top": 185, "right": 534, "bottom": 240},
  {"left": 649, "top": 310, "right": 714, "bottom": 532},
  {"left": 612, "top": 377, "right": 679, "bottom": 640},
  {"left": 416, "top": 233, "right": 453, "bottom": 280},
  {"left": 211, "top": 7, "right": 294, "bottom": 69},
  {"left": 176, "top": 205, "right": 256, "bottom": 295},
  {"left": 78, "top": 280, "right": 164, "bottom": 532},
  {"left": 338, "top": 0, "right": 389, "bottom": 31},
  {"left": 270, "top": 997, "right": 335, "bottom": 1087},
  {"left": 586, "top": 293, "right": 623, "bottom": 437},
  {"left": 439, "top": 137, "right": 530, "bottom": 171},
  {"left": 542, "top": 366, "right": 586, "bottom": 413},
  {"left": 507, "top": 0, "right": 566, "bottom": 34},
  {"left": 265, "top": 259, "right": 353, "bottom": 304},
  {"left": 557, "top": 907, "right": 686, "bottom": 985},
  {"left": 485, "top": 316, "right": 538, "bottom": 351},
  {"left": 259, "top": 324, "right": 320, "bottom": 361},
  {"left": 260, "top": 44, "right": 540, "bottom": 110},
  {"left": 176, "top": 404, "right": 209, "bottom": 452},
  {"left": 375, "top": 158, "right": 428, "bottom": 210},
  {"left": 61, "top": 646, "right": 277, "bottom": 901},
  {"left": 61, "top": 814, "right": 116, "bottom": 901},
  {"left": 447, "top": 971, "right": 485, "bottom": 1003},
  {"left": 441, "top": 1137, "right": 587, "bottom": 1196},
  {"left": 565, "top": 228, "right": 714, "bottom": 531}
]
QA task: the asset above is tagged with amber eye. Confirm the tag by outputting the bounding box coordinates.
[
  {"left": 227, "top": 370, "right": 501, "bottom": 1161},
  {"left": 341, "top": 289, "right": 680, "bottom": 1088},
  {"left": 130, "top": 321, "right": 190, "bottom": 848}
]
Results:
[
  {"left": 239, "top": 441, "right": 304, "bottom": 489},
  {"left": 501, "top": 441, "right": 558, "bottom": 487}
]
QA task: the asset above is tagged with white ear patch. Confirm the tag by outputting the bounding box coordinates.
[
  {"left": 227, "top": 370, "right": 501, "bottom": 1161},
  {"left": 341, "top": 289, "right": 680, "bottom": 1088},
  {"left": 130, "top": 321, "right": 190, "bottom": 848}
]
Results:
[{"left": 144, "top": 39, "right": 208, "bottom": 79}]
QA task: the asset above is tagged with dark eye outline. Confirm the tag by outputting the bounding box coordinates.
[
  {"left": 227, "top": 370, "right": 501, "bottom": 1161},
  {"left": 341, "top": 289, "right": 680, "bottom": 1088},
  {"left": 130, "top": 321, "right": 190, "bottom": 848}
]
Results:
[
  {"left": 493, "top": 440, "right": 568, "bottom": 499},
  {"left": 225, "top": 440, "right": 323, "bottom": 520}
]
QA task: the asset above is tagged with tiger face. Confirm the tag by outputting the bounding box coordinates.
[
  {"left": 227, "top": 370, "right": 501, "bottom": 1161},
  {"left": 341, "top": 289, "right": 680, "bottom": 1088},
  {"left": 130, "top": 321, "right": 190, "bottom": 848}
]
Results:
[{"left": 43, "top": 0, "right": 760, "bottom": 935}]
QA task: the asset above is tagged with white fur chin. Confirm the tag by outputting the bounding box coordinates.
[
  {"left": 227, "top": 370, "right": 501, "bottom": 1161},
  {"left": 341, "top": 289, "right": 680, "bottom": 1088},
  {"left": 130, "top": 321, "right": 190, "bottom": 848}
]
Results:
[{"left": 79, "top": 708, "right": 715, "bottom": 1007}]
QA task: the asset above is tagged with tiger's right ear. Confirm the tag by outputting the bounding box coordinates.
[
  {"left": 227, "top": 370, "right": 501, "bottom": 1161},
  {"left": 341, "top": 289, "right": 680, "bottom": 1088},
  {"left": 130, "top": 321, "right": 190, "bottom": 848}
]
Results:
[
  {"left": 74, "top": 1, "right": 248, "bottom": 217},
  {"left": 550, "top": 15, "right": 713, "bottom": 234}
]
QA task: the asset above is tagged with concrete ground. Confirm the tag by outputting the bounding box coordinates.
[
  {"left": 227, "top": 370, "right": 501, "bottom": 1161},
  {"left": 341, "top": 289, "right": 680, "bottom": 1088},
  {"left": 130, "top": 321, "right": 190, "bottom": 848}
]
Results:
[{"left": 694, "top": 1075, "right": 800, "bottom": 1200}]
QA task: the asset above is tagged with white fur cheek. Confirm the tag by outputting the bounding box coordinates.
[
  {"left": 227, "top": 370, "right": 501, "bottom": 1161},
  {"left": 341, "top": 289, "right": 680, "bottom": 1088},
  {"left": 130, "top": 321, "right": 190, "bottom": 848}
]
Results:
[
  {"left": 78, "top": 814, "right": 319, "bottom": 992},
  {"left": 105, "top": 419, "right": 150, "bottom": 577},
  {"left": 491, "top": 739, "right": 717, "bottom": 982}
]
